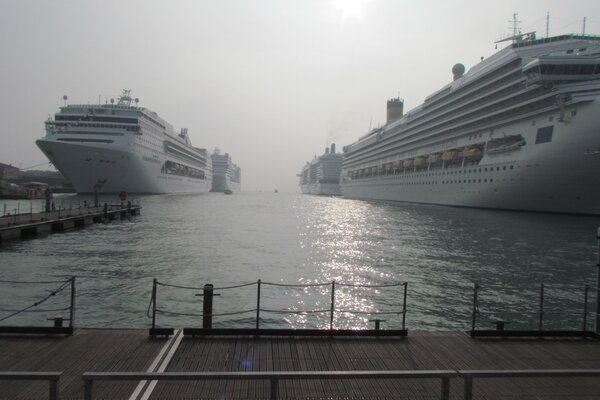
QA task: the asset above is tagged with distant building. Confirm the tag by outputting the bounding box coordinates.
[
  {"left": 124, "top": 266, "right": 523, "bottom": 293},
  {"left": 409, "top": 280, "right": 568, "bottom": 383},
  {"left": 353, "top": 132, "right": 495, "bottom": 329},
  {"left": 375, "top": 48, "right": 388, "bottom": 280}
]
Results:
[{"left": 0, "top": 163, "right": 19, "bottom": 181}]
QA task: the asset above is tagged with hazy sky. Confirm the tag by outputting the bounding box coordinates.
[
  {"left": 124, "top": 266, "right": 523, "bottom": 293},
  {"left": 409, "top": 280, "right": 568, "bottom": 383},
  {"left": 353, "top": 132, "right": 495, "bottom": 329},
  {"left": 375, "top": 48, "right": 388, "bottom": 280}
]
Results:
[{"left": 1, "top": 0, "right": 599, "bottom": 192}]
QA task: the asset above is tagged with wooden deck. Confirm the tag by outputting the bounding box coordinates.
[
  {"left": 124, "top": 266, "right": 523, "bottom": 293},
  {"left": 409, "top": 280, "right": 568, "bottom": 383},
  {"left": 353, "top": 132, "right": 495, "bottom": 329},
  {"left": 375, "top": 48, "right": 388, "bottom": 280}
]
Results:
[{"left": 0, "top": 329, "right": 599, "bottom": 399}]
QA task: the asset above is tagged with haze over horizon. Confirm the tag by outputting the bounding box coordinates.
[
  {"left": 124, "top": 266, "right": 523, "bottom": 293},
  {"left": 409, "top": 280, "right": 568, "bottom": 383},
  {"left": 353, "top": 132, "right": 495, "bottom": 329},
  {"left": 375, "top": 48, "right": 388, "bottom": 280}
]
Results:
[{"left": 1, "top": 0, "right": 599, "bottom": 193}]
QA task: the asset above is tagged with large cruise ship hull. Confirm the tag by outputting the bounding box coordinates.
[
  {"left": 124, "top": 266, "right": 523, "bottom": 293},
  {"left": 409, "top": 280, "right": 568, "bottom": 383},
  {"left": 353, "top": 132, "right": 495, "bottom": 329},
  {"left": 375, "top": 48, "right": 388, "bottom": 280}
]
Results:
[
  {"left": 36, "top": 139, "right": 211, "bottom": 194},
  {"left": 342, "top": 99, "right": 600, "bottom": 214}
]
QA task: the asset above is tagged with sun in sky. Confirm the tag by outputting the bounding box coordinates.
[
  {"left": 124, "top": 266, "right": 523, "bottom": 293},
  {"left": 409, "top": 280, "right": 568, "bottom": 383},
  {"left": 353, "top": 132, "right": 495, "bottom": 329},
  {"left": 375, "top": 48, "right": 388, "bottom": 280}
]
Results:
[{"left": 331, "top": 0, "right": 371, "bottom": 24}]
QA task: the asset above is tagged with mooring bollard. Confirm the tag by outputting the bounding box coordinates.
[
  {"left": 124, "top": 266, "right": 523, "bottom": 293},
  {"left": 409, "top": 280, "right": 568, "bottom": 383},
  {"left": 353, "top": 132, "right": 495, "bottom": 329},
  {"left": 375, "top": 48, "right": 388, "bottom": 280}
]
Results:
[{"left": 203, "top": 284, "right": 214, "bottom": 329}]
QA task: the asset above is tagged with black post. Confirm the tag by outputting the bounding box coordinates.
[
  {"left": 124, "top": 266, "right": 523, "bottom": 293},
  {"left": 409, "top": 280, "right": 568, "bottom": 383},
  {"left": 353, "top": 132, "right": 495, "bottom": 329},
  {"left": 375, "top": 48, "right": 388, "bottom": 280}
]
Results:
[
  {"left": 330, "top": 281, "right": 336, "bottom": 330},
  {"left": 471, "top": 283, "right": 479, "bottom": 333},
  {"left": 538, "top": 283, "right": 545, "bottom": 332},
  {"left": 583, "top": 285, "right": 589, "bottom": 332},
  {"left": 69, "top": 276, "right": 76, "bottom": 329},
  {"left": 203, "top": 284, "right": 214, "bottom": 329},
  {"left": 256, "top": 279, "right": 261, "bottom": 330},
  {"left": 94, "top": 187, "right": 99, "bottom": 208},
  {"left": 103, "top": 203, "right": 108, "bottom": 219},
  {"left": 402, "top": 282, "right": 408, "bottom": 331},
  {"left": 152, "top": 278, "right": 158, "bottom": 329}
]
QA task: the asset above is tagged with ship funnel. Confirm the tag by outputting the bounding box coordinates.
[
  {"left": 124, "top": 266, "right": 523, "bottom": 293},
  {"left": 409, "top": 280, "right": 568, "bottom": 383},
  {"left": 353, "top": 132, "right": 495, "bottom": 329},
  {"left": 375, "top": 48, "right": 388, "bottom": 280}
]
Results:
[
  {"left": 386, "top": 97, "right": 404, "bottom": 123},
  {"left": 325, "top": 147, "right": 329, "bottom": 154},
  {"left": 330, "top": 143, "right": 336, "bottom": 154}
]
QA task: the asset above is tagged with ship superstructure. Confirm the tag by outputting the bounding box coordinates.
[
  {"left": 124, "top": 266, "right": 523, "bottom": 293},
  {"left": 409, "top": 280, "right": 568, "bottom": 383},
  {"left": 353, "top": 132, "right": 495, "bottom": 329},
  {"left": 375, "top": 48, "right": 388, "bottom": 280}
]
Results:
[
  {"left": 299, "top": 143, "right": 343, "bottom": 195},
  {"left": 210, "top": 150, "right": 241, "bottom": 193},
  {"left": 37, "top": 90, "right": 212, "bottom": 194},
  {"left": 341, "top": 34, "right": 600, "bottom": 214}
]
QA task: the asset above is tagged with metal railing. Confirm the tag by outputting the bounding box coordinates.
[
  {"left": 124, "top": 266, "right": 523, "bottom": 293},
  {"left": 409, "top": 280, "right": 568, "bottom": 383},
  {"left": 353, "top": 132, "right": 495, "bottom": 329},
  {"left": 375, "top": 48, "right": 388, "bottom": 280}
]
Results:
[
  {"left": 82, "top": 370, "right": 456, "bottom": 400},
  {"left": 461, "top": 369, "right": 600, "bottom": 400},
  {"left": 0, "top": 277, "right": 76, "bottom": 333},
  {"left": 470, "top": 282, "right": 596, "bottom": 336},
  {"left": 149, "top": 279, "right": 408, "bottom": 332},
  {"left": 0, "top": 371, "right": 61, "bottom": 400},
  {"left": 82, "top": 368, "right": 600, "bottom": 400}
]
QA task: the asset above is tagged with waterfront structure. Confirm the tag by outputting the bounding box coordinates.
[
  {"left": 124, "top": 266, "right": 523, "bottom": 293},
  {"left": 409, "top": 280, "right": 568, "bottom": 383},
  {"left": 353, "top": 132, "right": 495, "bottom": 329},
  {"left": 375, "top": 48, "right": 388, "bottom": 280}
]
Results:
[
  {"left": 341, "top": 34, "right": 600, "bottom": 214},
  {"left": 36, "top": 90, "right": 212, "bottom": 194},
  {"left": 210, "top": 150, "right": 241, "bottom": 193},
  {"left": 298, "top": 144, "right": 343, "bottom": 195}
]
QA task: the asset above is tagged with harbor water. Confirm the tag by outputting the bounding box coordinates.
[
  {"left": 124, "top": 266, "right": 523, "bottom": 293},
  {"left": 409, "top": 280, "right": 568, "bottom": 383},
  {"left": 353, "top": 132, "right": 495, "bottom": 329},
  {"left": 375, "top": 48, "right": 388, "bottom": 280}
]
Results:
[{"left": 0, "top": 192, "right": 598, "bottom": 331}]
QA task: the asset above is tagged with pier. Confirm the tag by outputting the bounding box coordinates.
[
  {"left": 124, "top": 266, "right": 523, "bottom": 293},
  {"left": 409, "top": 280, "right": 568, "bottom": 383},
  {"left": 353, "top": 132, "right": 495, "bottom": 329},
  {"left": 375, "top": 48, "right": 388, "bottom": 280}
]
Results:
[
  {"left": 0, "top": 203, "right": 141, "bottom": 244},
  {"left": 1, "top": 329, "right": 600, "bottom": 399}
]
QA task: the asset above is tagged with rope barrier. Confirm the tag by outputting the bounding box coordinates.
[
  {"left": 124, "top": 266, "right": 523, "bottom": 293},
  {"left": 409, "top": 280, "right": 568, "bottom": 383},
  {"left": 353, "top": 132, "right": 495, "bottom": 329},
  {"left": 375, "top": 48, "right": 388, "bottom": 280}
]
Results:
[
  {"left": 155, "top": 282, "right": 203, "bottom": 290},
  {"left": 336, "top": 282, "right": 405, "bottom": 288},
  {"left": 0, "top": 307, "right": 70, "bottom": 313},
  {"left": 336, "top": 310, "right": 403, "bottom": 315},
  {"left": 212, "top": 282, "right": 257, "bottom": 290},
  {"left": 262, "top": 282, "right": 330, "bottom": 288},
  {"left": 0, "top": 280, "right": 71, "bottom": 322},
  {"left": 260, "top": 308, "right": 331, "bottom": 314},
  {"left": 0, "top": 278, "right": 71, "bottom": 285}
]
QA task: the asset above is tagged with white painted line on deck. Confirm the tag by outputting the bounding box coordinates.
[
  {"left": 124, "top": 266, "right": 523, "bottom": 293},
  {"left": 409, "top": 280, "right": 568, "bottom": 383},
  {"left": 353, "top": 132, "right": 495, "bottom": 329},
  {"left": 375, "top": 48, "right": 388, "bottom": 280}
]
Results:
[{"left": 129, "top": 329, "right": 184, "bottom": 400}]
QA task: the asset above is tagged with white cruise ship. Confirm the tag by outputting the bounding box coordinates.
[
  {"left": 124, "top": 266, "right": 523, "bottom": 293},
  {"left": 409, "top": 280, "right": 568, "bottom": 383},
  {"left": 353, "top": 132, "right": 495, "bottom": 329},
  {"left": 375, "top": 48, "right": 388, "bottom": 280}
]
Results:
[
  {"left": 299, "top": 144, "right": 343, "bottom": 195},
  {"left": 341, "top": 33, "right": 600, "bottom": 215},
  {"left": 37, "top": 90, "right": 212, "bottom": 194},
  {"left": 210, "top": 150, "right": 241, "bottom": 193}
]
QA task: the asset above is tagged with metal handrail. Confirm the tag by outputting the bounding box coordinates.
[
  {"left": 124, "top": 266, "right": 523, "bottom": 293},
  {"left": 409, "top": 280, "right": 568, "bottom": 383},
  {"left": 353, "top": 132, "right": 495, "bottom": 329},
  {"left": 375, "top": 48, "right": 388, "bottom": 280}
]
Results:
[
  {"left": 460, "top": 369, "right": 600, "bottom": 400},
  {"left": 0, "top": 371, "right": 61, "bottom": 400},
  {"left": 82, "top": 370, "right": 456, "bottom": 400}
]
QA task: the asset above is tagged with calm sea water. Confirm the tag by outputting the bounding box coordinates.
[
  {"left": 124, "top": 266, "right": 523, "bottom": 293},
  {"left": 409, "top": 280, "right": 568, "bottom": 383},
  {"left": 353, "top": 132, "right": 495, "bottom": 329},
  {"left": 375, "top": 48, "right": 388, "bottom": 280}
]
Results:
[{"left": 1, "top": 192, "right": 598, "bottom": 331}]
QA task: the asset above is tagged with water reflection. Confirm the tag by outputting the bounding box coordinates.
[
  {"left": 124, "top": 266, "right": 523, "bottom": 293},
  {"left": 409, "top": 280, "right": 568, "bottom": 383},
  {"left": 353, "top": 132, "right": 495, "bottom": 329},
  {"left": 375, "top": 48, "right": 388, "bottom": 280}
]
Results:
[{"left": 1, "top": 192, "right": 598, "bottom": 330}]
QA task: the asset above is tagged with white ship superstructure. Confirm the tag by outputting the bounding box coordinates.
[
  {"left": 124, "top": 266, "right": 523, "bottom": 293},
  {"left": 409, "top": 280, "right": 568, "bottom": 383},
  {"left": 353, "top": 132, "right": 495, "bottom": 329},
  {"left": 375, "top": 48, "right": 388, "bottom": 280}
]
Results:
[
  {"left": 341, "top": 34, "right": 600, "bottom": 214},
  {"left": 299, "top": 144, "right": 343, "bottom": 195},
  {"left": 37, "top": 90, "right": 212, "bottom": 194},
  {"left": 210, "top": 150, "right": 241, "bottom": 193}
]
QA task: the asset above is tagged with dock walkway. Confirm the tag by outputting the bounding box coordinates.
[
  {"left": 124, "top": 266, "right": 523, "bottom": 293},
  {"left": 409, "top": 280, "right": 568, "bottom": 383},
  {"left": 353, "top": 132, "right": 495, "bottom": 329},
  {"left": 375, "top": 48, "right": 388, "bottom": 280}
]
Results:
[
  {"left": 1, "top": 329, "right": 599, "bottom": 399},
  {"left": 0, "top": 204, "right": 140, "bottom": 244}
]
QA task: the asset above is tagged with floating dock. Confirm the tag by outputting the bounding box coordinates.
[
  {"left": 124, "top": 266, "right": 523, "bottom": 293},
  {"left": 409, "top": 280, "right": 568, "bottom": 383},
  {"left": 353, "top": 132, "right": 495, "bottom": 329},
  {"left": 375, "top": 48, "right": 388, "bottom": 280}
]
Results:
[
  {"left": 1, "top": 329, "right": 599, "bottom": 399},
  {"left": 0, "top": 204, "right": 141, "bottom": 244}
]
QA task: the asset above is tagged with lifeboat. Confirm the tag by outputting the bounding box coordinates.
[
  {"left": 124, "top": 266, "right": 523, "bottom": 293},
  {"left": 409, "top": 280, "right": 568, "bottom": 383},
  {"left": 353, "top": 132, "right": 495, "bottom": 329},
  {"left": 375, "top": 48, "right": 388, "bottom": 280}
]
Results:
[
  {"left": 463, "top": 147, "right": 482, "bottom": 158},
  {"left": 427, "top": 153, "right": 443, "bottom": 163},
  {"left": 413, "top": 156, "right": 427, "bottom": 166},
  {"left": 442, "top": 149, "right": 460, "bottom": 161},
  {"left": 486, "top": 135, "right": 526, "bottom": 154}
]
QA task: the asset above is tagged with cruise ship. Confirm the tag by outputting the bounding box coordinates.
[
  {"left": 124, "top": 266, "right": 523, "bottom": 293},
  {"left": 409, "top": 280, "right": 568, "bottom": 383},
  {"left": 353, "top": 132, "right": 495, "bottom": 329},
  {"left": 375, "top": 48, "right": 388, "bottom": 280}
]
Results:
[
  {"left": 341, "top": 33, "right": 600, "bottom": 215},
  {"left": 36, "top": 90, "right": 212, "bottom": 194},
  {"left": 210, "top": 150, "right": 241, "bottom": 193},
  {"left": 299, "top": 143, "right": 343, "bottom": 195}
]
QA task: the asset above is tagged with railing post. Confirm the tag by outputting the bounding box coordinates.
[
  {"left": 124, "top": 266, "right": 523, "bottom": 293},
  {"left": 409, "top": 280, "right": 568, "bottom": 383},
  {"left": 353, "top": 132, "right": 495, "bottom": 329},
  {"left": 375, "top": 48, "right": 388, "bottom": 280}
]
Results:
[
  {"left": 464, "top": 376, "right": 473, "bottom": 400},
  {"left": 596, "top": 226, "right": 600, "bottom": 335},
  {"left": 203, "top": 284, "right": 214, "bottom": 329},
  {"left": 402, "top": 282, "right": 408, "bottom": 331},
  {"left": 583, "top": 285, "right": 589, "bottom": 332},
  {"left": 84, "top": 378, "right": 93, "bottom": 400},
  {"left": 471, "top": 283, "right": 479, "bottom": 333},
  {"left": 69, "top": 276, "right": 76, "bottom": 330},
  {"left": 256, "top": 279, "right": 261, "bottom": 330},
  {"left": 330, "top": 280, "right": 336, "bottom": 330},
  {"left": 152, "top": 278, "right": 158, "bottom": 329},
  {"left": 49, "top": 377, "right": 59, "bottom": 400},
  {"left": 270, "top": 377, "right": 279, "bottom": 400},
  {"left": 441, "top": 376, "right": 450, "bottom": 400},
  {"left": 538, "top": 283, "right": 545, "bottom": 331}
]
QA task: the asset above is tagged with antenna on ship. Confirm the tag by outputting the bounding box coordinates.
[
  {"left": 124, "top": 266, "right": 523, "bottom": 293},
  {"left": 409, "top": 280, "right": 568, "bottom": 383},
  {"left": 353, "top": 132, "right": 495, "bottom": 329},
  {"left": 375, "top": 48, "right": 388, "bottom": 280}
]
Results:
[
  {"left": 510, "top": 13, "right": 521, "bottom": 39},
  {"left": 546, "top": 12, "right": 550, "bottom": 38},
  {"left": 62, "top": 95, "right": 67, "bottom": 107},
  {"left": 583, "top": 17, "right": 587, "bottom": 35}
]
